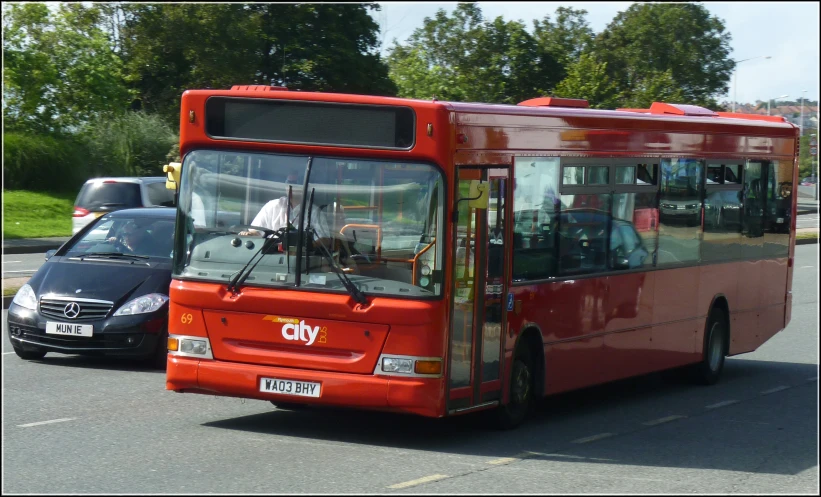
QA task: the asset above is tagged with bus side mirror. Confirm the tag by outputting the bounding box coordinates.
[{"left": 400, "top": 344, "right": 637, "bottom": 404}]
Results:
[
  {"left": 164, "top": 162, "right": 181, "bottom": 191},
  {"left": 468, "top": 180, "right": 489, "bottom": 209}
]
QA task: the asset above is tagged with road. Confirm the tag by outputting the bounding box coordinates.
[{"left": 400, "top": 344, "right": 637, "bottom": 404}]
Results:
[{"left": 2, "top": 244, "right": 817, "bottom": 493}]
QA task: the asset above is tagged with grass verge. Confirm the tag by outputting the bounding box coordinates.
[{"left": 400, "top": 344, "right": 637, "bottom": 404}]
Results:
[
  {"left": 796, "top": 231, "right": 819, "bottom": 241},
  {"left": 3, "top": 285, "right": 21, "bottom": 297},
  {"left": 3, "top": 190, "right": 75, "bottom": 239}
]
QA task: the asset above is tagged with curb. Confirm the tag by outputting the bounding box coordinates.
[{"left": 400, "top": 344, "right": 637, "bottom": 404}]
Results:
[
  {"left": 3, "top": 296, "right": 13, "bottom": 310},
  {"left": 796, "top": 236, "right": 819, "bottom": 246},
  {"left": 3, "top": 243, "right": 64, "bottom": 255}
]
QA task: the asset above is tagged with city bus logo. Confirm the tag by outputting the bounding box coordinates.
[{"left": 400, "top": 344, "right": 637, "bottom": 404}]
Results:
[{"left": 263, "top": 315, "right": 327, "bottom": 346}]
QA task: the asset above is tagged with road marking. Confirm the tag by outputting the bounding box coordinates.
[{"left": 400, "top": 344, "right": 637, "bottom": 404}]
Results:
[
  {"left": 571, "top": 433, "right": 614, "bottom": 444},
  {"left": 486, "top": 452, "right": 535, "bottom": 465},
  {"left": 3, "top": 270, "right": 35, "bottom": 273},
  {"left": 387, "top": 474, "right": 449, "bottom": 489},
  {"left": 3, "top": 352, "right": 16, "bottom": 355},
  {"left": 808, "top": 377, "right": 818, "bottom": 382},
  {"left": 642, "top": 415, "right": 686, "bottom": 426},
  {"left": 761, "top": 386, "right": 789, "bottom": 395},
  {"left": 18, "top": 418, "right": 75, "bottom": 428},
  {"left": 4, "top": 261, "right": 22, "bottom": 263},
  {"left": 800, "top": 265, "right": 815, "bottom": 268},
  {"left": 705, "top": 400, "right": 739, "bottom": 410}
]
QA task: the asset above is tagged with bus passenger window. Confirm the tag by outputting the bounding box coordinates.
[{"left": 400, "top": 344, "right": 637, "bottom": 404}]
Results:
[{"left": 513, "top": 157, "right": 560, "bottom": 280}]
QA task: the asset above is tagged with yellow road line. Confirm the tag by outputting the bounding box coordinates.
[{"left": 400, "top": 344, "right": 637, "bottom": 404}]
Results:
[{"left": 387, "top": 474, "right": 449, "bottom": 489}]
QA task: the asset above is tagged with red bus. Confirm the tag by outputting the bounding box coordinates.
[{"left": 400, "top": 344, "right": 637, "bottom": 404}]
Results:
[{"left": 163, "top": 89, "right": 798, "bottom": 428}]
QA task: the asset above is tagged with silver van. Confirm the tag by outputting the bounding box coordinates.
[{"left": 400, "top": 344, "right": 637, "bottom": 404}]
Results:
[{"left": 72, "top": 177, "right": 175, "bottom": 234}]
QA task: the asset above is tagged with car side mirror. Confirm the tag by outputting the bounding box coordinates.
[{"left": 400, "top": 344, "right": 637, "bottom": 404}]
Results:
[{"left": 45, "top": 249, "right": 57, "bottom": 261}]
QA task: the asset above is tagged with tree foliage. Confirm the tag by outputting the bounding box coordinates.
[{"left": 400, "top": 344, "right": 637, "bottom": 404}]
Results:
[
  {"left": 592, "top": 2, "right": 733, "bottom": 108},
  {"left": 81, "top": 112, "right": 178, "bottom": 178},
  {"left": 532, "top": 7, "right": 594, "bottom": 85},
  {"left": 387, "top": 3, "right": 558, "bottom": 104},
  {"left": 553, "top": 54, "right": 620, "bottom": 109},
  {"left": 3, "top": 3, "right": 131, "bottom": 133},
  {"left": 119, "top": 3, "right": 395, "bottom": 125}
]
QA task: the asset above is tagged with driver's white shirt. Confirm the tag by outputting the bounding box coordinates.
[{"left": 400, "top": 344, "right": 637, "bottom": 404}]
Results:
[{"left": 251, "top": 197, "right": 330, "bottom": 238}]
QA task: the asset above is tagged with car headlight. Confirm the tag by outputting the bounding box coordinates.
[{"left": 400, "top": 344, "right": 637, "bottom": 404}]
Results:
[
  {"left": 113, "top": 293, "right": 169, "bottom": 316},
  {"left": 12, "top": 284, "right": 37, "bottom": 310}
]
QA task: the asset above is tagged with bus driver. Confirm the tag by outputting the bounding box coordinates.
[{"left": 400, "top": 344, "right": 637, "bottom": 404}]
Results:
[{"left": 240, "top": 174, "right": 331, "bottom": 247}]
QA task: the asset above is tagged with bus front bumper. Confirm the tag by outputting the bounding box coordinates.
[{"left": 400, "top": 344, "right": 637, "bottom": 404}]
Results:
[{"left": 166, "top": 356, "right": 444, "bottom": 418}]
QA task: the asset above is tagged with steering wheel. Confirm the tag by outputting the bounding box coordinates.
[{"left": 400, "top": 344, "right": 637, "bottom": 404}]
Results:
[{"left": 111, "top": 237, "right": 135, "bottom": 254}]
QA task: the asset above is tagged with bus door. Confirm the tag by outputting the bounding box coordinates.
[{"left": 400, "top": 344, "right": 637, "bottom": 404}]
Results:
[{"left": 448, "top": 167, "right": 510, "bottom": 413}]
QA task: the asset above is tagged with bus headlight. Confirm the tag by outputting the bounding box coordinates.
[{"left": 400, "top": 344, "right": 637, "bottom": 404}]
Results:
[
  {"left": 168, "top": 334, "right": 213, "bottom": 359},
  {"left": 375, "top": 355, "right": 442, "bottom": 377},
  {"left": 382, "top": 357, "right": 413, "bottom": 373}
]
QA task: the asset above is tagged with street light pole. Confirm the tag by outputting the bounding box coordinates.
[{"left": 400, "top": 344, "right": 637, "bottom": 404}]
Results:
[
  {"left": 732, "top": 55, "right": 771, "bottom": 113},
  {"left": 768, "top": 94, "right": 789, "bottom": 116},
  {"left": 799, "top": 89, "right": 807, "bottom": 136}
]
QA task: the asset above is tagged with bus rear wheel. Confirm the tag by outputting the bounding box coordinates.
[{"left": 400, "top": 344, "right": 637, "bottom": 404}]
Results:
[
  {"left": 494, "top": 348, "right": 534, "bottom": 430},
  {"left": 690, "top": 309, "right": 728, "bottom": 385}
]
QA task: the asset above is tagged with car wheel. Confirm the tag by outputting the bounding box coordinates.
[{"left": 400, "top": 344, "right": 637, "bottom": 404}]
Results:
[
  {"left": 494, "top": 348, "right": 535, "bottom": 430},
  {"left": 689, "top": 309, "right": 727, "bottom": 385},
  {"left": 12, "top": 343, "right": 47, "bottom": 361}
]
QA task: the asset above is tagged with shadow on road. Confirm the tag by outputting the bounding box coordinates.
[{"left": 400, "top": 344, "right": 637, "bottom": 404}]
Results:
[
  {"left": 202, "top": 358, "right": 817, "bottom": 476},
  {"left": 13, "top": 353, "right": 166, "bottom": 374}
]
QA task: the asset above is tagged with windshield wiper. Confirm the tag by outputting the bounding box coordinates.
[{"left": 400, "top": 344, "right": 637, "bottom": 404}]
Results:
[
  {"left": 226, "top": 228, "right": 284, "bottom": 294},
  {"left": 80, "top": 252, "right": 150, "bottom": 260},
  {"left": 308, "top": 227, "right": 367, "bottom": 306}
]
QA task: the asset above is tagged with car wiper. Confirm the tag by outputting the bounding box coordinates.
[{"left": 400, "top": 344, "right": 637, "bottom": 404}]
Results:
[
  {"left": 308, "top": 227, "right": 367, "bottom": 306},
  {"left": 81, "top": 252, "right": 150, "bottom": 260},
  {"left": 226, "top": 229, "right": 285, "bottom": 294}
]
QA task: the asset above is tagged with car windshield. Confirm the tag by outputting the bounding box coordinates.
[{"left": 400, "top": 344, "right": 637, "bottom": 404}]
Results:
[
  {"left": 65, "top": 215, "right": 175, "bottom": 259},
  {"left": 173, "top": 150, "right": 445, "bottom": 297}
]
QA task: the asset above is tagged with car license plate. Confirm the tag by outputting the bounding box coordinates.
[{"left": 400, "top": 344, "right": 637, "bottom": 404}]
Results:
[
  {"left": 259, "top": 377, "right": 320, "bottom": 398},
  {"left": 46, "top": 321, "right": 93, "bottom": 337},
  {"left": 777, "top": 217, "right": 784, "bottom": 223},
  {"left": 676, "top": 205, "right": 685, "bottom": 209}
]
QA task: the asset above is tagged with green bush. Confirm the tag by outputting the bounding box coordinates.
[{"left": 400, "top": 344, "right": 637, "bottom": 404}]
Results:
[
  {"left": 82, "top": 112, "right": 178, "bottom": 177},
  {"left": 3, "top": 132, "right": 91, "bottom": 192}
]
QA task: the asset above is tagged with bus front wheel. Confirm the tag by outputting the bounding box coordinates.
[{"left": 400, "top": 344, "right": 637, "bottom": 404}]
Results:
[{"left": 495, "top": 348, "right": 534, "bottom": 430}]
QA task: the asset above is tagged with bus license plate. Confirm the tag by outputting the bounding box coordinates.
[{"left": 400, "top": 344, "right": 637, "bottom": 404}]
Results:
[
  {"left": 259, "top": 377, "right": 320, "bottom": 398},
  {"left": 46, "top": 321, "right": 93, "bottom": 337}
]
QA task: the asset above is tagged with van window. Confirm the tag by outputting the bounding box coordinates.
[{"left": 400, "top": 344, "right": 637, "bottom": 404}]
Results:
[{"left": 145, "top": 182, "right": 176, "bottom": 206}]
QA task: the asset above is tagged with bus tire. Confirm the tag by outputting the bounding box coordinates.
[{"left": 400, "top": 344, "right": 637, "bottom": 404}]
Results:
[
  {"left": 494, "top": 347, "right": 535, "bottom": 430},
  {"left": 12, "top": 343, "right": 47, "bottom": 361},
  {"left": 690, "top": 308, "right": 728, "bottom": 385}
]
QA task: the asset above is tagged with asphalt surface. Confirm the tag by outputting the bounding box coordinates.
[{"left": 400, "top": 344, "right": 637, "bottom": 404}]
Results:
[{"left": 2, "top": 244, "right": 818, "bottom": 493}]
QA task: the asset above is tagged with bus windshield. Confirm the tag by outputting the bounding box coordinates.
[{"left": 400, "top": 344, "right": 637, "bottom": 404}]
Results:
[{"left": 173, "top": 150, "right": 444, "bottom": 298}]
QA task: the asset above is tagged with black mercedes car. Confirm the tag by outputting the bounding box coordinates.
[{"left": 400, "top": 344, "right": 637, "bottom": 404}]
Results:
[{"left": 7, "top": 208, "right": 176, "bottom": 368}]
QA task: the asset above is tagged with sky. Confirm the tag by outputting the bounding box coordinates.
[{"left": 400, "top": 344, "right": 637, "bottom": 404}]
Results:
[{"left": 374, "top": 2, "right": 820, "bottom": 107}]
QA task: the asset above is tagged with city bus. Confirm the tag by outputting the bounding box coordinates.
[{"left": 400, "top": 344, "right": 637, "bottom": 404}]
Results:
[{"left": 162, "top": 87, "right": 798, "bottom": 428}]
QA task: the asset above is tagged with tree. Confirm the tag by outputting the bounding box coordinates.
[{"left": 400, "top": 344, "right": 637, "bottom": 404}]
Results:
[
  {"left": 592, "top": 2, "right": 733, "bottom": 108},
  {"left": 3, "top": 3, "right": 131, "bottom": 133},
  {"left": 119, "top": 3, "right": 395, "bottom": 125},
  {"left": 532, "top": 7, "right": 594, "bottom": 85},
  {"left": 387, "top": 3, "right": 557, "bottom": 104},
  {"left": 553, "top": 54, "right": 620, "bottom": 109}
]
